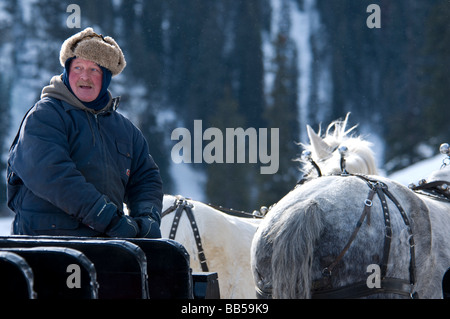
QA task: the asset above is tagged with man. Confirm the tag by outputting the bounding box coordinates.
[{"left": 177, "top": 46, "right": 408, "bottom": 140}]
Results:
[{"left": 6, "top": 27, "right": 163, "bottom": 238}]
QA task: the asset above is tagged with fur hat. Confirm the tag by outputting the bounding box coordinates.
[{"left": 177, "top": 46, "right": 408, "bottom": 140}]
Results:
[{"left": 60, "top": 27, "right": 126, "bottom": 77}]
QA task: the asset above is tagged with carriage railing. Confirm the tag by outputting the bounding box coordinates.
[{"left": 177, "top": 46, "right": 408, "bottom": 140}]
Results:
[{"left": 0, "top": 235, "right": 220, "bottom": 299}]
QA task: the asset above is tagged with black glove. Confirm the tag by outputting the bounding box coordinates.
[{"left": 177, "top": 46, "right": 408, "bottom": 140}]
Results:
[
  {"left": 105, "top": 214, "right": 139, "bottom": 238},
  {"left": 135, "top": 216, "right": 161, "bottom": 238}
]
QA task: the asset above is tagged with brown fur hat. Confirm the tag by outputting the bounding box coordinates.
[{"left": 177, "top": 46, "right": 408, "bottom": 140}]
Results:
[{"left": 60, "top": 27, "right": 126, "bottom": 77}]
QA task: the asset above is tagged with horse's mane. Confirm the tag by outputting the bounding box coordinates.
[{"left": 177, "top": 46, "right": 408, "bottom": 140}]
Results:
[{"left": 299, "top": 114, "right": 378, "bottom": 176}]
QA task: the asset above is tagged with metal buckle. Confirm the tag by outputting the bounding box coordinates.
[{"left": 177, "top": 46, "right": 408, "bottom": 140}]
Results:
[
  {"left": 385, "top": 226, "right": 392, "bottom": 238},
  {"left": 322, "top": 267, "right": 332, "bottom": 277}
]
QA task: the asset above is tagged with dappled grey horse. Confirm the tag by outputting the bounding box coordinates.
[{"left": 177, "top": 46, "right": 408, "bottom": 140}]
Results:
[{"left": 251, "top": 116, "right": 450, "bottom": 298}]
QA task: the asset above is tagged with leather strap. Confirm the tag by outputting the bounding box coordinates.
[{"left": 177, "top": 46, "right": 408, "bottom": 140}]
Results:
[
  {"left": 411, "top": 180, "right": 450, "bottom": 202},
  {"left": 312, "top": 174, "right": 417, "bottom": 299},
  {"left": 184, "top": 204, "right": 209, "bottom": 272},
  {"left": 312, "top": 278, "right": 415, "bottom": 299},
  {"left": 322, "top": 187, "right": 376, "bottom": 277},
  {"left": 163, "top": 198, "right": 209, "bottom": 272},
  {"left": 374, "top": 184, "right": 391, "bottom": 278}
]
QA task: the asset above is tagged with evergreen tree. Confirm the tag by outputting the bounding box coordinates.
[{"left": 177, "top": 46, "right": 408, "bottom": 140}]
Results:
[
  {"left": 188, "top": 1, "right": 228, "bottom": 123},
  {"left": 316, "top": 0, "right": 434, "bottom": 172},
  {"left": 232, "top": 0, "right": 266, "bottom": 129},
  {"left": 422, "top": 1, "right": 450, "bottom": 149},
  {"left": 257, "top": 0, "right": 300, "bottom": 208},
  {"left": 165, "top": 0, "right": 208, "bottom": 119},
  {"left": 115, "top": 0, "right": 174, "bottom": 192},
  {"left": 380, "top": 0, "right": 435, "bottom": 171},
  {"left": 205, "top": 86, "right": 254, "bottom": 210}
]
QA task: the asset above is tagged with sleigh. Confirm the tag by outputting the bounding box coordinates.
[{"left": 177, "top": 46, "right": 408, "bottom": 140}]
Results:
[{"left": 0, "top": 236, "right": 219, "bottom": 299}]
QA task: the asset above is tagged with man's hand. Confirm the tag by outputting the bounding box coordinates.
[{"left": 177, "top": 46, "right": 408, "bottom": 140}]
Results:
[
  {"left": 135, "top": 216, "right": 161, "bottom": 238},
  {"left": 105, "top": 214, "right": 139, "bottom": 238}
]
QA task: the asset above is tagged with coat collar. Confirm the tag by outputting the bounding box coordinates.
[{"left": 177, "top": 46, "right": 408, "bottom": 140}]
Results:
[{"left": 41, "top": 75, "right": 116, "bottom": 114}]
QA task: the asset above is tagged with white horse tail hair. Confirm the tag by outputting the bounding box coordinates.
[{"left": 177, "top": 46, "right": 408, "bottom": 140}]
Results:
[{"left": 267, "top": 199, "right": 324, "bottom": 298}]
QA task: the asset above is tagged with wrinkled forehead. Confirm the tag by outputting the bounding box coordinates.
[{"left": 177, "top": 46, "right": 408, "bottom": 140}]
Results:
[{"left": 70, "top": 57, "right": 102, "bottom": 70}]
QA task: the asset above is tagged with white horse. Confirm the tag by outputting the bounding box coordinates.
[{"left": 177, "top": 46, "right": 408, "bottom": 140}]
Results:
[
  {"left": 161, "top": 194, "right": 263, "bottom": 299},
  {"left": 251, "top": 116, "right": 450, "bottom": 298},
  {"left": 299, "top": 113, "right": 378, "bottom": 179}
]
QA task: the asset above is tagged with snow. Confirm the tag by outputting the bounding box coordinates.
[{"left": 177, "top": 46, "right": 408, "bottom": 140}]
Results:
[
  {"left": 169, "top": 161, "right": 206, "bottom": 202},
  {"left": 0, "top": 217, "right": 12, "bottom": 236},
  {"left": 388, "top": 154, "right": 445, "bottom": 186}
]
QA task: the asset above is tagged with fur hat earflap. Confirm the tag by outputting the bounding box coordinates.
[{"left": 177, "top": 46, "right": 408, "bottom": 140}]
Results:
[{"left": 60, "top": 27, "right": 126, "bottom": 77}]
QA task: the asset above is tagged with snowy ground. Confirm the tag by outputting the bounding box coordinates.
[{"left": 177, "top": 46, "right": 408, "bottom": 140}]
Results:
[
  {"left": 0, "top": 154, "right": 445, "bottom": 237},
  {"left": 0, "top": 217, "right": 12, "bottom": 236},
  {"left": 388, "top": 154, "right": 444, "bottom": 186}
]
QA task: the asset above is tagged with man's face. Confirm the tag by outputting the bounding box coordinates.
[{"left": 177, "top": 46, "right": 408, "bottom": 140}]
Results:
[{"left": 68, "top": 58, "right": 103, "bottom": 102}]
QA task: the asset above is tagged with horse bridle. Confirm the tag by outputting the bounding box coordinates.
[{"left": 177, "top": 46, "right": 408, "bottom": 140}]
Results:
[
  {"left": 162, "top": 197, "right": 209, "bottom": 272},
  {"left": 298, "top": 146, "right": 349, "bottom": 185},
  {"left": 311, "top": 174, "right": 418, "bottom": 299}
]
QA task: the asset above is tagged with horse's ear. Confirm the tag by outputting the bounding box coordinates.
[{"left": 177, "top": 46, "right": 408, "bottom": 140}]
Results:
[{"left": 307, "top": 125, "right": 331, "bottom": 159}]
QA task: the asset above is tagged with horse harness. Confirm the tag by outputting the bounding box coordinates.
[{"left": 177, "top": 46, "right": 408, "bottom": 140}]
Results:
[
  {"left": 162, "top": 198, "right": 209, "bottom": 272},
  {"left": 409, "top": 179, "right": 450, "bottom": 203},
  {"left": 311, "top": 174, "right": 418, "bottom": 299},
  {"left": 161, "top": 197, "right": 264, "bottom": 273}
]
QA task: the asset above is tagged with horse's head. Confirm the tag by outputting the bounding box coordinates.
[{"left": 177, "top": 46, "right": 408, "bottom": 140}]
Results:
[{"left": 299, "top": 114, "right": 378, "bottom": 180}]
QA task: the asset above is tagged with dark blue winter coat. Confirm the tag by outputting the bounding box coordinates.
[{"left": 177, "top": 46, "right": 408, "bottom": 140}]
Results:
[{"left": 7, "top": 75, "right": 163, "bottom": 237}]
